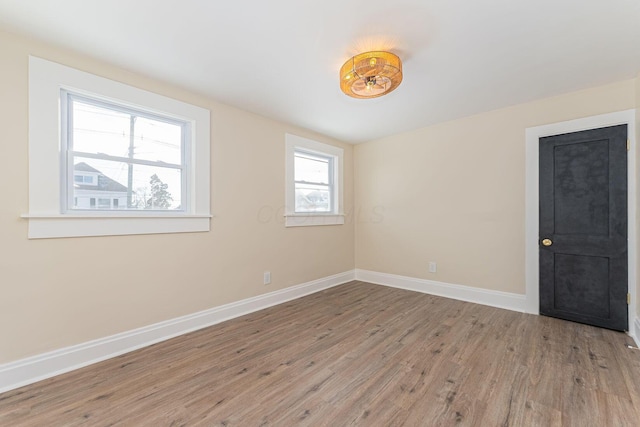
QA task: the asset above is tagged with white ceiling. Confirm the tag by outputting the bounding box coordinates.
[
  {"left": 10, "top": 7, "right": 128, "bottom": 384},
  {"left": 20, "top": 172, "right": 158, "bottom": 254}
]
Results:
[{"left": 1, "top": 0, "right": 639, "bottom": 143}]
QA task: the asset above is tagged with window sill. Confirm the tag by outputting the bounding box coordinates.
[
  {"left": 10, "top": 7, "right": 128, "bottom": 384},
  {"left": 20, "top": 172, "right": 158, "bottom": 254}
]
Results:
[
  {"left": 21, "top": 214, "right": 212, "bottom": 239},
  {"left": 284, "top": 214, "right": 345, "bottom": 227}
]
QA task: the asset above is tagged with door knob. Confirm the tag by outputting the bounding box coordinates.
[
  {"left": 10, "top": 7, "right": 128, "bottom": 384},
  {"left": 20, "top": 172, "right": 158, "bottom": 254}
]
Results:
[{"left": 541, "top": 238, "right": 553, "bottom": 247}]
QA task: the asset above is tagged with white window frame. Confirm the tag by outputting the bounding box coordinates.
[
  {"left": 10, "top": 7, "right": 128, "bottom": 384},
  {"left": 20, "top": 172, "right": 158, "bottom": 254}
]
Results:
[
  {"left": 25, "top": 56, "right": 211, "bottom": 239},
  {"left": 61, "top": 90, "right": 188, "bottom": 213},
  {"left": 285, "top": 133, "right": 344, "bottom": 227}
]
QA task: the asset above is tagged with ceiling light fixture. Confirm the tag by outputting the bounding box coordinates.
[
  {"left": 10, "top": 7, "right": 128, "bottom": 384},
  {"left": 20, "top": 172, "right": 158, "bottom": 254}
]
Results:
[{"left": 340, "top": 51, "right": 403, "bottom": 99}]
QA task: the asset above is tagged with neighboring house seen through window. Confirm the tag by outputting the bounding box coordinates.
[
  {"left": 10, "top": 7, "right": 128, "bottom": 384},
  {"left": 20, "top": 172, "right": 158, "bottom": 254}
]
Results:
[{"left": 72, "top": 163, "right": 127, "bottom": 209}]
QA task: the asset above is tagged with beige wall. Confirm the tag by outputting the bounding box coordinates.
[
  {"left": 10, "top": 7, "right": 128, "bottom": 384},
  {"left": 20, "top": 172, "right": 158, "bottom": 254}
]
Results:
[
  {"left": 355, "top": 80, "right": 636, "bottom": 297},
  {"left": 0, "top": 31, "right": 354, "bottom": 364}
]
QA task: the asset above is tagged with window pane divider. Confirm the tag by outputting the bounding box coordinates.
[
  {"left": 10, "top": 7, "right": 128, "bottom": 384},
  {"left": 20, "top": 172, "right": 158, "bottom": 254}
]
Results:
[
  {"left": 71, "top": 151, "right": 182, "bottom": 169},
  {"left": 294, "top": 180, "right": 330, "bottom": 186}
]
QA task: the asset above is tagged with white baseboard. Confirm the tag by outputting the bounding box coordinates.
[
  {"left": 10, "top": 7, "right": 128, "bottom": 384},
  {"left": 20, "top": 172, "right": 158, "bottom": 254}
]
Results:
[
  {"left": 355, "top": 269, "right": 527, "bottom": 313},
  {"left": 0, "top": 270, "right": 355, "bottom": 394},
  {"left": 355, "top": 270, "right": 640, "bottom": 343}
]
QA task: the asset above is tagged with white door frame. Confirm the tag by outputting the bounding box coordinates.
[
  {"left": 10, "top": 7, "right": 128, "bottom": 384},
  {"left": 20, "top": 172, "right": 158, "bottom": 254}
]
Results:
[{"left": 525, "top": 110, "right": 637, "bottom": 333}]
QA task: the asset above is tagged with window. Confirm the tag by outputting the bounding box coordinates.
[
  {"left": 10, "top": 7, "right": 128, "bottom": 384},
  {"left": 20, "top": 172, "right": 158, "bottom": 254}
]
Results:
[
  {"left": 74, "top": 174, "right": 95, "bottom": 185},
  {"left": 285, "top": 134, "right": 344, "bottom": 227},
  {"left": 294, "top": 150, "right": 333, "bottom": 213},
  {"left": 25, "top": 56, "right": 211, "bottom": 239},
  {"left": 62, "top": 91, "right": 186, "bottom": 212}
]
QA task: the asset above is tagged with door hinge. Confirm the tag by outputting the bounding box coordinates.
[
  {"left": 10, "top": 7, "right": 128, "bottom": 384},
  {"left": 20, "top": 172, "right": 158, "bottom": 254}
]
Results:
[
  {"left": 627, "top": 139, "right": 630, "bottom": 151},
  {"left": 628, "top": 293, "right": 631, "bottom": 305}
]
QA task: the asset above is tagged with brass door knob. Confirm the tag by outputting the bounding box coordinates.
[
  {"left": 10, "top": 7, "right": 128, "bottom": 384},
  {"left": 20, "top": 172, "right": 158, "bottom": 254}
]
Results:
[{"left": 541, "top": 238, "right": 553, "bottom": 247}]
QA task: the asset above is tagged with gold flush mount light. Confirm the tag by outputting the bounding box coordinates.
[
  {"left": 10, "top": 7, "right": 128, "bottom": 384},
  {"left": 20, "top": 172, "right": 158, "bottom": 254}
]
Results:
[{"left": 340, "top": 51, "right": 403, "bottom": 99}]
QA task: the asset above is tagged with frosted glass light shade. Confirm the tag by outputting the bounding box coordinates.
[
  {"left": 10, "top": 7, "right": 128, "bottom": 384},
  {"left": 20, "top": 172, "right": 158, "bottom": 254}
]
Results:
[{"left": 340, "top": 51, "right": 403, "bottom": 99}]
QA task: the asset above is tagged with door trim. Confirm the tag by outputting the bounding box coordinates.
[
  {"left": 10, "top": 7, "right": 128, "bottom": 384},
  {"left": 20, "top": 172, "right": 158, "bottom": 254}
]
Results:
[{"left": 525, "top": 110, "right": 637, "bottom": 331}]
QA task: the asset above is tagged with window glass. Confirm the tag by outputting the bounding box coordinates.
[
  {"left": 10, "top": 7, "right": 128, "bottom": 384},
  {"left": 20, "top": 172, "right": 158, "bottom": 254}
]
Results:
[
  {"left": 294, "top": 183, "right": 330, "bottom": 213},
  {"left": 71, "top": 100, "right": 131, "bottom": 158},
  {"left": 66, "top": 94, "right": 185, "bottom": 211},
  {"left": 294, "top": 152, "right": 330, "bottom": 185},
  {"left": 133, "top": 117, "right": 182, "bottom": 164},
  {"left": 294, "top": 150, "right": 333, "bottom": 213}
]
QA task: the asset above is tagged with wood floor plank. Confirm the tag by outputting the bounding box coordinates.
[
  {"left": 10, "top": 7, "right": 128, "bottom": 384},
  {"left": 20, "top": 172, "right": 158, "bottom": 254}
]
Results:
[{"left": 1, "top": 281, "right": 639, "bottom": 426}]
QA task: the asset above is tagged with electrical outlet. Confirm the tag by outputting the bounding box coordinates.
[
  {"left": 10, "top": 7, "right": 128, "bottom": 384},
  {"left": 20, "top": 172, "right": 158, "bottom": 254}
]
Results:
[
  {"left": 428, "top": 262, "right": 437, "bottom": 273},
  {"left": 263, "top": 271, "right": 271, "bottom": 285}
]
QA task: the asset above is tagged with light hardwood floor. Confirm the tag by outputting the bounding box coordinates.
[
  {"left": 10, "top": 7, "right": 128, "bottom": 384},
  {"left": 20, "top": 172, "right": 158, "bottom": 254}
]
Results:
[{"left": 1, "top": 281, "right": 639, "bottom": 426}]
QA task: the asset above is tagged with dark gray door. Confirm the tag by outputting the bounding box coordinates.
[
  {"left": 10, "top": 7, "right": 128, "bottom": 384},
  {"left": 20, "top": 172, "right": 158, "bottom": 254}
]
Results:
[{"left": 539, "top": 125, "right": 628, "bottom": 331}]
